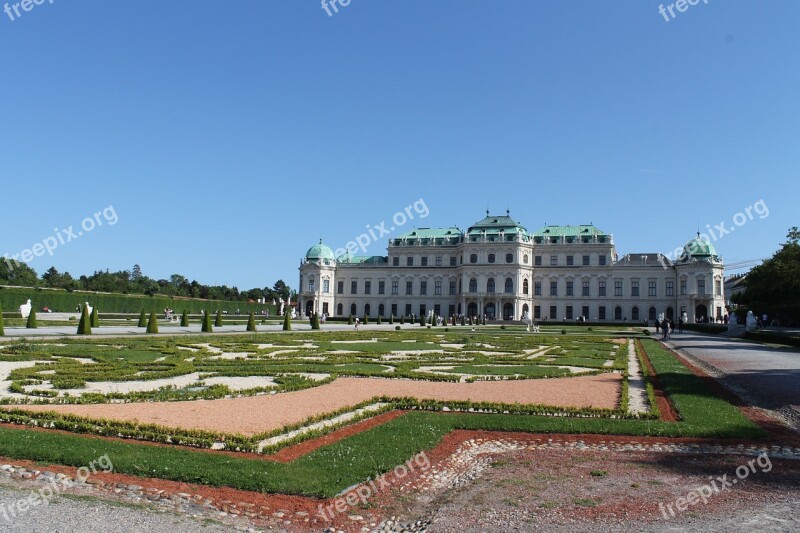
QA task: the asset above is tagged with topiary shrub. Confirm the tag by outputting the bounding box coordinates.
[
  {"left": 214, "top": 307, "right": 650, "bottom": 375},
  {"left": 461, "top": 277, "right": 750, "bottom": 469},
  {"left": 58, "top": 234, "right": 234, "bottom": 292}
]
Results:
[
  {"left": 311, "top": 312, "right": 320, "bottom": 330},
  {"left": 561, "top": 329, "right": 567, "bottom": 335},
  {"left": 91, "top": 307, "right": 99, "bottom": 328},
  {"left": 362, "top": 314, "right": 368, "bottom": 325},
  {"left": 460, "top": 316, "right": 465, "bottom": 326},
  {"left": 430, "top": 315, "right": 435, "bottom": 326},
  {"left": 348, "top": 314, "right": 354, "bottom": 325},
  {"left": 26, "top": 308, "right": 37, "bottom": 329},
  {"left": 400, "top": 315, "right": 405, "bottom": 324},
  {"left": 181, "top": 310, "right": 189, "bottom": 327},
  {"left": 482, "top": 316, "right": 486, "bottom": 325},
  {"left": 419, "top": 314, "right": 426, "bottom": 327},
  {"left": 215, "top": 310, "right": 223, "bottom": 327},
  {"left": 643, "top": 329, "right": 651, "bottom": 336},
  {"left": 282, "top": 312, "right": 292, "bottom": 331},
  {"left": 247, "top": 312, "right": 257, "bottom": 332},
  {"left": 146, "top": 312, "right": 159, "bottom": 334},
  {"left": 0, "top": 303, "right": 4, "bottom": 336},
  {"left": 376, "top": 315, "right": 382, "bottom": 325},
  {"left": 389, "top": 314, "right": 394, "bottom": 324},
  {"left": 76, "top": 306, "right": 92, "bottom": 335},
  {"left": 201, "top": 310, "right": 213, "bottom": 333},
  {"left": 468, "top": 316, "right": 473, "bottom": 326},
  {"left": 500, "top": 325, "right": 506, "bottom": 330},
  {"left": 137, "top": 309, "right": 147, "bottom": 327},
  {"left": 395, "top": 325, "right": 401, "bottom": 331}
]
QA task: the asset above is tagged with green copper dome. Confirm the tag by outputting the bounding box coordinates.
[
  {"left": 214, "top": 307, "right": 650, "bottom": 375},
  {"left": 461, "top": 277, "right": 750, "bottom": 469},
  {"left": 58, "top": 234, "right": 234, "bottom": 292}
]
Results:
[
  {"left": 305, "top": 240, "right": 335, "bottom": 261},
  {"left": 681, "top": 234, "right": 718, "bottom": 259}
]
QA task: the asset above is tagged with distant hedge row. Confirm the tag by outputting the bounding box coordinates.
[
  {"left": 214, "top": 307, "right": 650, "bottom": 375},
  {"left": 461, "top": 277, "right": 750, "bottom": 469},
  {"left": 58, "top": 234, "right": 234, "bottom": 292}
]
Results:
[{"left": 0, "top": 286, "right": 274, "bottom": 315}]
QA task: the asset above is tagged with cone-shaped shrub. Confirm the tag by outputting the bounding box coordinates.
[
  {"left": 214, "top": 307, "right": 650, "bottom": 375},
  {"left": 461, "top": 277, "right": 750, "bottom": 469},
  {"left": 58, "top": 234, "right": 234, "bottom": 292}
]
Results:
[
  {"left": 201, "top": 311, "right": 213, "bottom": 333},
  {"left": 311, "top": 312, "right": 320, "bottom": 330},
  {"left": 137, "top": 309, "right": 147, "bottom": 327},
  {"left": 430, "top": 314, "right": 435, "bottom": 326},
  {"left": 482, "top": 315, "right": 486, "bottom": 325},
  {"left": 76, "top": 306, "right": 92, "bottom": 335},
  {"left": 282, "top": 312, "right": 292, "bottom": 331},
  {"left": 215, "top": 310, "right": 223, "bottom": 327},
  {"left": 362, "top": 314, "right": 368, "bottom": 325},
  {"left": 461, "top": 316, "right": 466, "bottom": 326},
  {"left": 419, "top": 314, "right": 426, "bottom": 327},
  {"left": 0, "top": 304, "right": 4, "bottom": 336},
  {"left": 348, "top": 314, "right": 354, "bottom": 325},
  {"left": 246, "top": 312, "right": 257, "bottom": 332},
  {"left": 181, "top": 310, "right": 189, "bottom": 327},
  {"left": 146, "top": 312, "right": 159, "bottom": 334},
  {"left": 376, "top": 315, "right": 382, "bottom": 325},
  {"left": 26, "top": 308, "right": 38, "bottom": 329},
  {"left": 91, "top": 307, "right": 99, "bottom": 328},
  {"left": 400, "top": 315, "right": 405, "bottom": 324},
  {"left": 389, "top": 314, "right": 394, "bottom": 324}
]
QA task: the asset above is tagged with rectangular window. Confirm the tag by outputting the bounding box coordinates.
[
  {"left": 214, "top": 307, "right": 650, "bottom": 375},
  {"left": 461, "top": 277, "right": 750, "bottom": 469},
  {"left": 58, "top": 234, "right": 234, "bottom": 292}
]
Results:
[
  {"left": 308, "top": 279, "right": 315, "bottom": 292},
  {"left": 434, "top": 281, "right": 442, "bottom": 295},
  {"left": 582, "top": 305, "right": 590, "bottom": 319},
  {"left": 391, "top": 281, "right": 399, "bottom": 295},
  {"left": 534, "top": 305, "right": 541, "bottom": 319},
  {"left": 364, "top": 281, "right": 371, "bottom": 295},
  {"left": 391, "top": 304, "right": 398, "bottom": 317},
  {"left": 550, "top": 255, "right": 558, "bottom": 266},
  {"left": 337, "top": 281, "right": 344, "bottom": 294},
  {"left": 648, "top": 281, "right": 657, "bottom": 297},
  {"left": 323, "top": 279, "right": 330, "bottom": 294},
  {"left": 406, "top": 257, "right": 413, "bottom": 267},
  {"left": 715, "top": 279, "right": 722, "bottom": 295},
  {"left": 378, "top": 281, "right": 385, "bottom": 295},
  {"left": 566, "top": 305, "right": 573, "bottom": 320},
  {"left": 392, "top": 257, "right": 400, "bottom": 266},
  {"left": 550, "top": 281, "right": 558, "bottom": 296},
  {"left": 599, "top": 281, "right": 606, "bottom": 297},
  {"left": 582, "top": 255, "right": 590, "bottom": 266},
  {"left": 599, "top": 255, "right": 607, "bottom": 266},
  {"left": 435, "top": 256, "right": 442, "bottom": 266},
  {"left": 680, "top": 279, "right": 687, "bottom": 295},
  {"left": 405, "top": 304, "right": 412, "bottom": 317},
  {"left": 406, "top": 281, "right": 413, "bottom": 295},
  {"left": 419, "top": 304, "right": 426, "bottom": 317},
  {"left": 449, "top": 280, "right": 456, "bottom": 295},
  {"left": 614, "top": 281, "right": 623, "bottom": 297},
  {"left": 421, "top": 257, "right": 428, "bottom": 266},
  {"left": 567, "top": 255, "right": 574, "bottom": 266},
  {"left": 698, "top": 279, "right": 706, "bottom": 295},
  {"left": 582, "top": 281, "right": 590, "bottom": 297},
  {"left": 420, "top": 281, "right": 427, "bottom": 295},
  {"left": 535, "top": 255, "right": 542, "bottom": 266},
  {"left": 350, "top": 281, "right": 358, "bottom": 294},
  {"left": 666, "top": 280, "right": 674, "bottom": 296},
  {"left": 599, "top": 306, "right": 606, "bottom": 320},
  {"left": 566, "top": 281, "right": 574, "bottom": 296},
  {"left": 631, "top": 281, "right": 639, "bottom": 297},
  {"left": 534, "top": 281, "right": 542, "bottom": 296},
  {"left": 549, "top": 305, "right": 557, "bottom": 319},
  {"left": 450, "top": 256, "right": 457, "bottom": 266}
]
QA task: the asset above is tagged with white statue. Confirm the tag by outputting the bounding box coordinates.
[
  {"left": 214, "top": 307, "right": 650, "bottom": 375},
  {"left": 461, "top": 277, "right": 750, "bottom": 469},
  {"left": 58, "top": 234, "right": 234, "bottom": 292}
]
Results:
[
  {"left": 85, "top": 302, "right": 93, "bottom": 316},
  {"left": 745, "top": 310, "right": 758, "bottom": 332},
  {"left": 19, "top": 299, "right": 32, "bottom": 319}
]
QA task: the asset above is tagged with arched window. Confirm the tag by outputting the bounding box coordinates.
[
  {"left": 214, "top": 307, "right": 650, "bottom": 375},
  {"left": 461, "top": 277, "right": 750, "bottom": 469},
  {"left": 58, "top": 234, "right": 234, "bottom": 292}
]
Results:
[
  {"left": 470, "top": 254, "right": 478, "bottom": 264},
  {"left": 378, "top": 304, "right": 385, "bottom": 317},
  {"left": 649, "top": 306, "right": 657, "bottom": 321},
  {"left": 350, "top": 303, "right": 357, "bottom": 316},
  {"left": 487, "top": 278, "right": 496, "bottom": 293},
  {"left": 632, "top": 306, "right": 640, "bottom": 321},
  {"left": 337, "top": 303, "right": 343, "bottom": 316},
  {"left": 615, "top": 306, "right": 623, "bottom": 320},
  {"left": 504, "top": 278, "right": 513, "bottom": 293},
  {"left": 364, "top": 304, "right": 371, "bottom": 317},
  {"left": 469, "top": 278, "right": 477, "bottom": 293},
  {"left": 488, "top": 254, "right": 496, "bottom": 264},
  {"left": 506, "top": 253, "right": 513, "bottom": 263},
  {"left": 523, "top": 279, "right": 529, "bottom": 295}
]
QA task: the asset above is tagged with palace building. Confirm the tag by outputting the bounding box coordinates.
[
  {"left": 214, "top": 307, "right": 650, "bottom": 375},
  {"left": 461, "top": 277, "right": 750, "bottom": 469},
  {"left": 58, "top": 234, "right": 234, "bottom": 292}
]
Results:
[{"left": 298, "top": 212, "right": 726, "bottom": 324}]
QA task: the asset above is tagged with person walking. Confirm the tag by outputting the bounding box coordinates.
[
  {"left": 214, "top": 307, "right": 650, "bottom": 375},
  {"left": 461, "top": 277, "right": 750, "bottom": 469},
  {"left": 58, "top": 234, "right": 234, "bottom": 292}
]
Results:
[
  {"left": 678, "top": 316, "right": 684, "bottom": 333},
  {"left": 354, "top": 316, "right": 360, "bottom": 330},
  {"left": 662, "top": 317, "right": 670, "bottom": 340},
  {"left": 654, "top": 319, "right": 660, "bottom": 335}
]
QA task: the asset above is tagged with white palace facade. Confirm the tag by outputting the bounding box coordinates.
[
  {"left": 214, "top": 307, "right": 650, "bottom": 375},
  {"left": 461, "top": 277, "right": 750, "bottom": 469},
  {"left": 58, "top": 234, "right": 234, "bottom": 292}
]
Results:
[{"left": 298, "top": 213, "right": 726, "bottom": 324}]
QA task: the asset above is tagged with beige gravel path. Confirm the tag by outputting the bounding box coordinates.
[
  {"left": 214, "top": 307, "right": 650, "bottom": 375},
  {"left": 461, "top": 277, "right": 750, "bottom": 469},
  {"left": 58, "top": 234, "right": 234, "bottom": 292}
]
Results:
[{"left": 8, "top": 374, "right": 620, "bottom": 436}]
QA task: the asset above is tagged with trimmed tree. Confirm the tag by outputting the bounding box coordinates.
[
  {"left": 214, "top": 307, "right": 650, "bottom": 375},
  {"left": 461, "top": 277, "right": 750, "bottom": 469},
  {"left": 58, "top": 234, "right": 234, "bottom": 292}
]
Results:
[
  {"left": 76, "top": 306, "right": 92, "bottom": 335},
  {"left": 0, "top": 303, "right": 4, "bottom": 336},
  {"left": 91, "top": 307, "right": 99, "bottom": 328},
  {"left": 201, "top": 310, "right": 213, "bottom": 333},
  {"left": 348, "top": 314, "right": 354, "bottom": 325},
  {"left": 362, "top": 314, "right": 368, "bottom": 325},
  {"left": 400, "top": 315, "right": 405, "bottom": 325},
  {"left": 26, "top": 308, "right": 38, "bottom": 329},
  {"left": 430, "top": 314, "right": 436, "bottom": 326},
  {"left": 246, "top": 311, "right": 257, "bottom": 332},
  {"left": 461, "top": 315, "right": 466, "bottom": 326},
  {"left": 215, "top": 310, "right": 223, "bottom": 327},
  {"left": 482, "top": 315, "right": 487, "bottom": 325},
  {"left": 146, "top": 312, "right": 159, "bottom": 334},
  {"left": 389, "top": 314, "right": 394, "bottom": 325},
  {"left": 137, "top": 309, "right": 147, "bottom": 327},
  {"left": 376, "top": 314, "right": 382, "bottom": 325},
  {"left": 311, "top": 312, "right": 320, "bottom": 330},
  {"left": 181, "top": 310, "right": 189, "bottom": 327},
  {"left": 282, "top": 311, "right": 292, "bottom": 331},
  {"left": 419, "top": 314, "right": 426, "bottom": 327}
]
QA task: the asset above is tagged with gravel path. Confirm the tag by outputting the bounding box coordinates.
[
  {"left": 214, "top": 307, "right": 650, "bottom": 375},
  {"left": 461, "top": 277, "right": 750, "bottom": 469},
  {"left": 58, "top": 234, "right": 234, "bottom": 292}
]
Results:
[{"left": 10, "top": 374, "right": 621, "bottom": 436}]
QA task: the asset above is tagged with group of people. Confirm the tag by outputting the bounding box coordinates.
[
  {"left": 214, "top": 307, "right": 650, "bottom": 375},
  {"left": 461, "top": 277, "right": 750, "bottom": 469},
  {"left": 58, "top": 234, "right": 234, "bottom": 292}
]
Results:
[{"left": 654, "top": 316, "right": 684, "bottom": 339}]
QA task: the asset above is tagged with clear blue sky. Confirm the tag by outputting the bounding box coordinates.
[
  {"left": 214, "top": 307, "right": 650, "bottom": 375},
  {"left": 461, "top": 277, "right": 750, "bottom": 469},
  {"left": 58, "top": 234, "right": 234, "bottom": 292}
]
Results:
[{"left": 1, "top": 1, "right": 797, "bottom": 290}]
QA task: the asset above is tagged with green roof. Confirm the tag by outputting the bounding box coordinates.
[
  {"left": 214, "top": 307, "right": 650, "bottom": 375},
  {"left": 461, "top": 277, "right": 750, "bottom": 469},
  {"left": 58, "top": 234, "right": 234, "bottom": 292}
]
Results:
[
  {"left": 467, "top": 213, "right": 527, "bottom": 235},
  {"left": 305, "top": 240, "right": 335, "bottom": 261},
  {"left": 532, "top": 225, "right": 607, "bottom": 237},
  {"left": 395, "top": 227, "right": 462, "bottom": 239},
  {"left": 681, "top": 234, "right": 718, "bottom": 259},
  {"left": 336, "top": 254, "right": 388, "bottom": 265}
]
